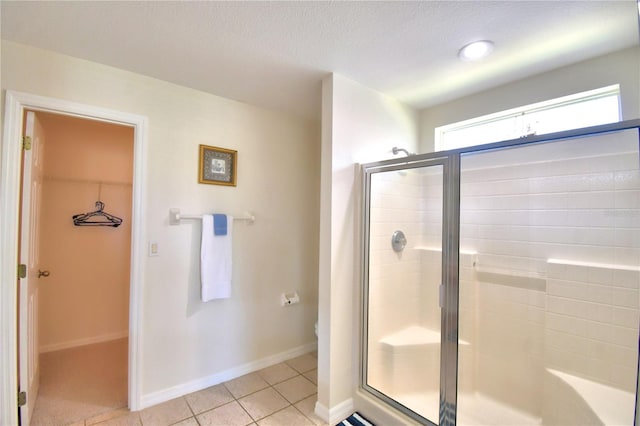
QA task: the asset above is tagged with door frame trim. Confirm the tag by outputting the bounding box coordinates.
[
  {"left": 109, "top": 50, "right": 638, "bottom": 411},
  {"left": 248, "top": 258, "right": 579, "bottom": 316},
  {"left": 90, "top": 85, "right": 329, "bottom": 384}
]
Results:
[{"left": 0, "top": 90, "right": 147, "bottom": 425}]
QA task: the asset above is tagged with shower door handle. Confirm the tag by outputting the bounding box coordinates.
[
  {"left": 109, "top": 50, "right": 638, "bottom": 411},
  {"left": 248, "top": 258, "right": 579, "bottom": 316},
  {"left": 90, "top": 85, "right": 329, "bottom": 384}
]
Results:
[{"left": 439, "top": 284, "right": 444, "bottom": 308}]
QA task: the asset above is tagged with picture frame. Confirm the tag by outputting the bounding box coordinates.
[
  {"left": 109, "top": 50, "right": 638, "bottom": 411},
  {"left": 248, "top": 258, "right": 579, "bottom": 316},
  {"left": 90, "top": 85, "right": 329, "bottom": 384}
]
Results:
[{"left": 198, "top": 144, "right": 237, "bottom": 186}]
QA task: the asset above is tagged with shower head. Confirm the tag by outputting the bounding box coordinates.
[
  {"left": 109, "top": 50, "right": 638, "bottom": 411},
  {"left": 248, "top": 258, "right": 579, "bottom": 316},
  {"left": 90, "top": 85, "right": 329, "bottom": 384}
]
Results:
[{"left": 392, "top": 146, "right": 414, "bottom": 156}]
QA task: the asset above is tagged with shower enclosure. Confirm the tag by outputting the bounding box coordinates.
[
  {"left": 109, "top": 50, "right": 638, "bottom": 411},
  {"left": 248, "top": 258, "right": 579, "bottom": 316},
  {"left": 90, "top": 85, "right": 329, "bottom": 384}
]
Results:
[{"left": 361, "top": 120, "right": 640, "bottom": 425}]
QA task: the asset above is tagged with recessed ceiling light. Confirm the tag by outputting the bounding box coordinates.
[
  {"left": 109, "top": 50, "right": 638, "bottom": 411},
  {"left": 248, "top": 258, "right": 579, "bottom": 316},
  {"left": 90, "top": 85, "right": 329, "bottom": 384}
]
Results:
[{"left": 458, "top": 40, "right": 494, "bottom": 61}]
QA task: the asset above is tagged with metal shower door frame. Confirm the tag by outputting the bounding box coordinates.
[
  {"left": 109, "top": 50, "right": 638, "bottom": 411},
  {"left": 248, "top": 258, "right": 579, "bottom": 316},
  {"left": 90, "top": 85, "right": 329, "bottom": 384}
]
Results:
[
  {"left": 360, "top": 154, "right": 455, "bottom": 426},
  {"left": 359, "top": 119, "right": 640, "bottom": 426}
]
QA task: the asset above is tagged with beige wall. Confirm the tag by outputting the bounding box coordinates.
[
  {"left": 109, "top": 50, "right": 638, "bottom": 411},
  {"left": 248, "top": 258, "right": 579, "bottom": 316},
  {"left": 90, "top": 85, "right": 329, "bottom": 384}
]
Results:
[
  {"left": 37, "top": 112, "right": 133, "bottom": 351},
  {"left": 1, "top": 40, "right": 320, "bottom": 403},
  {"left": 419, "top": 46, "right": 640, "bottom": 152},
  {"left": 319, "top": 73, "right": 418, "bottom": 419}
]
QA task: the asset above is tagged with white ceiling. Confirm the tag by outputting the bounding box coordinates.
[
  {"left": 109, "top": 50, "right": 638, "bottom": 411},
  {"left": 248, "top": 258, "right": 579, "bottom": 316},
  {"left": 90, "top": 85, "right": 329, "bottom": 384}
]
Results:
[{"left": 1, "top": 1, "right": 638, "bottom": 121}]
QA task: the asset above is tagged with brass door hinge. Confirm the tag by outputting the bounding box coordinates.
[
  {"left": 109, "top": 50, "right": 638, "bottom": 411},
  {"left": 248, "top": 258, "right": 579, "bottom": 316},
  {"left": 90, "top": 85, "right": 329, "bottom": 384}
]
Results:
[
  {"left": 22, "top": 136, "right": 32, "bottom": 151},
  {"left": 18, "top": 264, "right": 27, "bottom": 279},
  {"left": 18, "top": 391, "right": 26, "bottom": 407}
]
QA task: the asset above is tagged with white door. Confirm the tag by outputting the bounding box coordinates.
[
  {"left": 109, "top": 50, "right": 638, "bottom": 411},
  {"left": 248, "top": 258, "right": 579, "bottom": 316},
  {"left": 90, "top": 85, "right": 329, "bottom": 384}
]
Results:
[{"left": 19, "top": 111, "right": 45, "bottom": 425}]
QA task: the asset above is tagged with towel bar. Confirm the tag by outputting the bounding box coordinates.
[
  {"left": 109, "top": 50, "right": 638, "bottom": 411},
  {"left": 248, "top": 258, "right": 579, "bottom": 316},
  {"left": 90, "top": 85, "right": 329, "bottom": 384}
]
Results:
[{"left": 169, "top": 208, "right": 255, "bottom": 225}]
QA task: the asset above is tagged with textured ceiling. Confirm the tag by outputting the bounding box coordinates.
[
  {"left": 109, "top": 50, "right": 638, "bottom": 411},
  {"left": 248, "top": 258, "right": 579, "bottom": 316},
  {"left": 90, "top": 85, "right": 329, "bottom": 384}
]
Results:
[{"left": 1, "top": 1, "right": 638, "bottom": 120}]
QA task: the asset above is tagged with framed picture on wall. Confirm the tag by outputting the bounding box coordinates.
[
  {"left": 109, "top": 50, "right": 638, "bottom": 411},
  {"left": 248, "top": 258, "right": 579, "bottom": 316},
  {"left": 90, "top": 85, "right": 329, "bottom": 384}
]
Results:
[{"left": 198, "top": 145, "right": 237, "bottom": 186}]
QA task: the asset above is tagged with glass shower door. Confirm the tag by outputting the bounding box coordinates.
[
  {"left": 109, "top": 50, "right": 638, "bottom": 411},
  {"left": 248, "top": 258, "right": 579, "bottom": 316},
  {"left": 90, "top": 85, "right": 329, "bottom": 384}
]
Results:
[
  {"left": 362, "top": 158, "right": 448, "bottom": 425},
  {"left": 360, "top": 121, "right": 640, "bottom": 426},
  {"left": 457, "top": 128, "right": 640, "bottom": 425}
]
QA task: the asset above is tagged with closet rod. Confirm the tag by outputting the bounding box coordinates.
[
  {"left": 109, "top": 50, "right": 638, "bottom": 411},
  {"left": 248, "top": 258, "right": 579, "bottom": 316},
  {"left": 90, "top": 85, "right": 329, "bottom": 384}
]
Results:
[{"left": 169, "top": 208, "right": 255, "bottom": 225}]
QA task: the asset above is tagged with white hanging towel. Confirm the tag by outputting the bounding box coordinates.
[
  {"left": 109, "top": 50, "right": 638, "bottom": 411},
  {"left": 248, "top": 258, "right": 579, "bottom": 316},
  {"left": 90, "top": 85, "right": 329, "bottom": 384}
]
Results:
[{"left": 200, "top": 214, "right": 233, "bottom": 301}]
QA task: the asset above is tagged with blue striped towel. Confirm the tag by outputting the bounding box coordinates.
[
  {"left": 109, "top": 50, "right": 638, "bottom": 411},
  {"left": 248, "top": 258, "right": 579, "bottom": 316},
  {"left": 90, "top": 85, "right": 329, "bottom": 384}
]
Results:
[{"left": 337, "top": 412, "right": 374, "bottom": 426}]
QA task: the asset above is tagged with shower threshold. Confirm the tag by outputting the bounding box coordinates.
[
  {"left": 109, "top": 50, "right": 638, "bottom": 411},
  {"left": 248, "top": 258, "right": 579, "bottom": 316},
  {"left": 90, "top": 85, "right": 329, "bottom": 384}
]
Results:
[{"left": 395, "top": 391, "right": 542, "bottom": 425}]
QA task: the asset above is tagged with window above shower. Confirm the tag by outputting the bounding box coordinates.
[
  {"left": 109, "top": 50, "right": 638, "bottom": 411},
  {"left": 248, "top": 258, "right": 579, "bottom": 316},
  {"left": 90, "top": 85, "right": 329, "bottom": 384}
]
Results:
[{"left": 435, "top": 85, "right": 621, "bottom": 151}]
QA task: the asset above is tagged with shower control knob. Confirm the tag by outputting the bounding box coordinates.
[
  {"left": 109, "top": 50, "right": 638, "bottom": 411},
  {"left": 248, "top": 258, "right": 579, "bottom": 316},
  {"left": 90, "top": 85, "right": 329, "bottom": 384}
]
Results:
[{"left": 391, "top": 230, "right": 407, "bottom": 252}]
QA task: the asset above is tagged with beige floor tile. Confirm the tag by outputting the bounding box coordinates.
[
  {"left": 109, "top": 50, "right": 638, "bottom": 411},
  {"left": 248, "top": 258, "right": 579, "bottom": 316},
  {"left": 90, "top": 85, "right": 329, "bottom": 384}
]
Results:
[
  {"left": 224, "top": 372, "right": 270, "bottom": 399},
  {"left": 257, "top": 406, "right": 314, "bottom": 426},
  {"left": 185, "top": 383, "right": 234, "bottom": 414},
  {"left": 197, "top": 401, "right": 253, "bottom": 426},
  {"left": 273, "top": 376, "right": 316, "bottom": 404},
  {"left": 238, "top": 387, "right": 289, "bottom": 421},
  {"left": 303, "top": 368, "right": 317, "bottom": 385},
  {"left": 258, "top": 362, "right": 299, "bottom": 385},
  {"left": 172, "top": 417, "right": 199, "bottom": 426},
  {"left": 294, "top": 394, "right": 327, "bottom": 426},
  {"left": 284, "top": 353, "right": 317, "bottom": 373},
  {"left": 34, "top": 348, "right": 326, "bottom": 426},
  {"left": 139, "top": 397, "right": 192, "bottom": 426}
]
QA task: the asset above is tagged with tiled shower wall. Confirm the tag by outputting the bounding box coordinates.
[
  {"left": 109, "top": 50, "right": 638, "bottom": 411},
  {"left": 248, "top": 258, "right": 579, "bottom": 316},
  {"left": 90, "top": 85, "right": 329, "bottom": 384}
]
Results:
[
  {"left": 368, "top": 168, "right": 444, "bottom": 338},
  {"left": 367, "top": 167, "right": 442, "bottom": 389},
  {"left": 545, "top": 261, "right": 640, "bottom": 392},
  {"left": 366, "top": 128, "right": 639, "bottom": 421},
  {"left": 459, "top": 129, "right": 640, "bottom": 415}
]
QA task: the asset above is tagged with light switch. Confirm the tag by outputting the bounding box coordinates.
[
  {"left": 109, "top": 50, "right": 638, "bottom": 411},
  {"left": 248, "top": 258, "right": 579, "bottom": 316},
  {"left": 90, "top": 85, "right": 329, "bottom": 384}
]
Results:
[{"left": 149, "top": 241, "right": 159, "bottom": 257}]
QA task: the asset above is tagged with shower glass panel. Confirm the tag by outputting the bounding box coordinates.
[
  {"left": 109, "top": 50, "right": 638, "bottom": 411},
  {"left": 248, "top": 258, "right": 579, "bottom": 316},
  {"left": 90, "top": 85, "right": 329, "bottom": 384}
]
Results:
[
  {"left": 457, "top": 128, "right": 640, "bottom": 425},
  {"left": 363, "top": 161, "right": 445, "bottom": 424}
]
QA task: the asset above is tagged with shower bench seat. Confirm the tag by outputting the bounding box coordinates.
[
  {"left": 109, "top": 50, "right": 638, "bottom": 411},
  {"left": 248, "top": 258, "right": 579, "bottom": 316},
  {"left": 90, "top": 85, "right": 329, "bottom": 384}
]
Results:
[
  {"left": 544, "top": 368, "right": 635, "bottom": 426},
  {"left": 379, "top": 325, "right": 470, "bottom": 351}
]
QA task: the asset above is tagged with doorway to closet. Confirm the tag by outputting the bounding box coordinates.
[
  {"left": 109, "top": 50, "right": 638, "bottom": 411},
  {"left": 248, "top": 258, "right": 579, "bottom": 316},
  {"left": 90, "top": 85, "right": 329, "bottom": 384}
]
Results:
[{"left": 24, "top": 110, "right": 134, "bottom": 425}]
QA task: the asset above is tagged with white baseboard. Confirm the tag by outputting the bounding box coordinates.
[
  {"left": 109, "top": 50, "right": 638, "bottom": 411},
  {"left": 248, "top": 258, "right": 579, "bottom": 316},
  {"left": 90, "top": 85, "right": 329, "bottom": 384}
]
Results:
[
  {"left": 39, "top": 331, "right": 129, "bottom": 353},
  {"left": 314, "top": 401, "right": 331, "bottom": 423},
  {"left": 140, "top": 341, "right": 318, "bottom": 410},
  {"left": 315, "top": 398, "right": 354, "bottom": 424}
]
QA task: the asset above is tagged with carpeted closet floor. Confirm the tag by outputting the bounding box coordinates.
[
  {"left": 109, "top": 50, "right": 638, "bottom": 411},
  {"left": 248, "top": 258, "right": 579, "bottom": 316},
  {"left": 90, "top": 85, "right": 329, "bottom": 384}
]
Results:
[{"left": 31, "top": 338, "right": 128, "bottom": 426}]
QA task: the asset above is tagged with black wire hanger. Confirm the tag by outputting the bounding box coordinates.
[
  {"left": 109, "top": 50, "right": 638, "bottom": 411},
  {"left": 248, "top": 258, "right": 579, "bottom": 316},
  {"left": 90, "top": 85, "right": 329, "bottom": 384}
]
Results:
[{"left": 72, "top": 200, "right": 123, "bottom": 228}]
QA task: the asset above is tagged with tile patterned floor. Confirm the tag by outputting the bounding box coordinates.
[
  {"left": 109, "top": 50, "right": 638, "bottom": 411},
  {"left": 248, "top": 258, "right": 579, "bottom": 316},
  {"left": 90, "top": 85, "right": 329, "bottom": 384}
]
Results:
[{"left": 70, "top": 352, "right": 327, "bottom": 426}]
